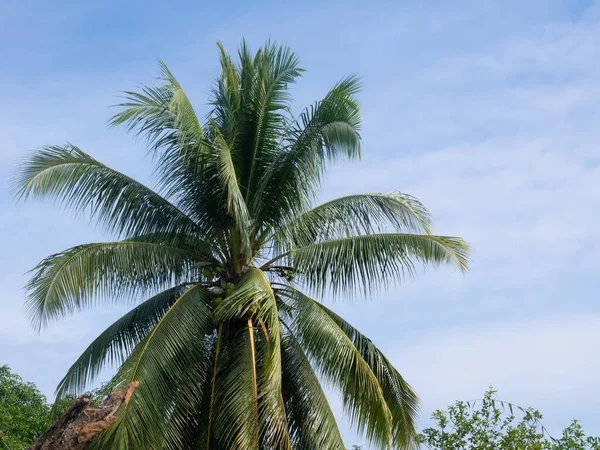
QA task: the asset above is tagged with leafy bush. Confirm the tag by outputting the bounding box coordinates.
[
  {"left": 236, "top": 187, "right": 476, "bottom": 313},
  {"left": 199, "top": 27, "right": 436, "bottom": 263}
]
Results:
[{"left": 419, "top": 388, "right": 600, "bottom": 450}]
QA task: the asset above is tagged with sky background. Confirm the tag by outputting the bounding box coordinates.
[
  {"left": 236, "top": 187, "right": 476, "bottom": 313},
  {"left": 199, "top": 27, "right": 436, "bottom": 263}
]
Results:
[{"left": 1, "top": 0, "right": 600, "bottom": 447}]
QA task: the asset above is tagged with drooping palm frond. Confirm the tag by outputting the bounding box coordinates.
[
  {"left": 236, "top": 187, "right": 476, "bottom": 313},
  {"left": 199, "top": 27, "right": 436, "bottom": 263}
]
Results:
[
  {"left": 273, "top": 192, "right": 432, "bottom": 251},
  {"left": 214, "top": 269, "right": 277, "bottom": 326},
  {"left": 214, "top": 269, "right": 289, "bottom": 447},
  {"left": 277, "top": 285, "right": 399, "bottom": 448},
  {"left": 214, "top": 269, "right": 283, "bottom": 385},
  {"left": 26, "top": 240, "right": 196, "bottom": 330},
  {"left": 316, "top": 303, "right": 419, "bottom": 449},
  {"left": 163, "top": 336, "right": 216, "bottom": 450},
  {"left": 54, "top": 284, "right": 191, "bottom": 403},
  {"left": 210, "top": 323, "right": 260, "bottom": 450},
  {"left": 266, "top": 233, "right": 469, "bottom": 297},
  {"left": 280, "top": 332, "right": 346, "bottom": 449},
  {"left": 254, "top": 328, "right": 292, "bottom": 450},
  {"left": 15, "top": 144, "right": 202, "bottom": 240},
  {"left": 93, "top": 284, "right": 214, "bottom": 450}
]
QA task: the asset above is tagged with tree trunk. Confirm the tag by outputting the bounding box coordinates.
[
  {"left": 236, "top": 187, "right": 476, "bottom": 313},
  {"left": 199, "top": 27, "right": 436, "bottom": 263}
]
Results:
[{"left": 28, "top": 382, "right": 138, "bottom": 450}]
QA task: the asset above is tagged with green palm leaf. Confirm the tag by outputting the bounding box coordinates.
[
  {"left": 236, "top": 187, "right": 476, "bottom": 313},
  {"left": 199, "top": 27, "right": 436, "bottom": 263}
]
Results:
[
  {"left": 266, "top": 233, "right": 469, "bottom": 297},
  {"left": 54, "top": 284, "right": 191, "bottom": 403},
  {"left": 164, "top": 336, "right": 216, "bottom": 450},
  {"left": 317, "top": 303, "right": 419, "bottom": 449},
  {"left": 158, "top": 60, "right": 205, "bottom": 148},
  {"left": 277, "top": 285, "right": 398, "bottom": 448},
  {"left": 237, "top": 42, "right": 303, "bottom": 203},
  {"left": 273, "top": 192, "right": 432, "bottom": 251},
  {"left": 280, "top": 331, "right": 346, "bottom": 449},
  {"left": 209, "top": 121, "right": 252, "bottom": 257},
  {"left": 210, "top": 323, "right": 260, "bottom": 450},
  {"left": 254, "top": 329, "right": 292, "bottom": 450},
  {"left": 214, "top": 268, "right": 289, "bottom": 447},
  {"left": 126, "top": 232, "right": 220, "bottom": 263},
  {"left": 108, "top": 64, "right": 222, "bottom": 235},
  {"left": 26, "top": 240, "right": 195, "bottom": 329},
  {"left": 15, "top": 144, "right": 202, "bottom": 240},
  {"left": 94, "top": 284, "right": 214, "bottom": 450},
  {"left": 253, "top": 75, "right": 362, "bottom": 230}
]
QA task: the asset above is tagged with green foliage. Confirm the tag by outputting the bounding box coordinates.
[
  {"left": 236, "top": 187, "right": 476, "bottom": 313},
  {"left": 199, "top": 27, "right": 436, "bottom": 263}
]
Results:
[
  {"left": 419, "top": 388, "right": 600, "bottom": 450},
  {"left": 18, "top": 40, "right": 470, "bottom": 449},
  {"left": 0, "top": 365, "right": 114, "bottom": 449},
  {"left": 277, "top": 285, "right": 418, "bottom": 449},
  {"left": 0, "top": 365, "right": 49, "bottom": 450}
]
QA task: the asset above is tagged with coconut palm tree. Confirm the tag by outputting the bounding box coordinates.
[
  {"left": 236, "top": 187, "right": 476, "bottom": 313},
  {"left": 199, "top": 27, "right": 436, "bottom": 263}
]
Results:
[{"left": 18, "top": 41, "right": 469, "bottom": 450}]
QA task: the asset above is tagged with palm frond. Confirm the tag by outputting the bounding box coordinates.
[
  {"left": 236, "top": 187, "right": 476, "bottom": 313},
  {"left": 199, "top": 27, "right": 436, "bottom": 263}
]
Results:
[
  {"left": 163, "top": 336, "right": 216, "bottom": 450},
  {"left": 265, "top": 233, "right": 470, "bottom": 297},
  {"left": 209, "top": 121, "right": 252, "bottom": 256},
  {"left": 317, "top": 303, "right": 419, "bottom": 449},
  {"left": 54, "top": 284, "right": 190, "bottom": 403},
  {"left": 125, "top": 232, "right": 221, "bottom": 263},
  {"left": 152, "top": 62, "right": 216, "bottom": 201},
  {"left": 238, "top": 41, "right": 303, "bottom": 204},
  {"left": 210, "top": 42, "right": 304, "bottom": 205},
  {"left": 214, "top": 269, "right": 277, "bottom": 325},
  {"left": 109, "top": 61, "right": 203, "bottom": 157},
  {"left": 109, "top": 64, "right": 223, "bottom": 235},
  {"left": 210, "top": 41, "right": 242, "bottom": 139},
  {"left": 204, "top": 323, "right": 223, "bottom": 450},
  {"left": 280, "top": 331, "right": 346, "bottom": 449},
  {"left": 214, "top": 268, "right": 288, "bottom": 446},
  {"left": 108, "top": 79, "right": 173, "bottom": 143},
  {"left": 158, "top": 60, "right": 205, "bottom": 148},
  {"left": 210, "top": 323, "right": 260, "bottom": 450},
  {"left": 254, "top": 327, "right": 292, "bottom": 450},
  {"left": 26, "top": 240, "right": 195, "bottom": 330},
  {"left": 277, "top": 285, "right": 396, "bottom": 448},
  {"left": 273, "top": 192, "right": 432, "bottom": 251},
  {"left": 254, "top": 75, "right": 362, "bottom": 230},
  {"left": 214, "top": 268, "right": 282, "bottom": 387},
  {"left": 94, "top": 284, "right": 214, "bottom": 450},
  {"left": 15, "top": 144, "right": 203, "bottom": 240}
]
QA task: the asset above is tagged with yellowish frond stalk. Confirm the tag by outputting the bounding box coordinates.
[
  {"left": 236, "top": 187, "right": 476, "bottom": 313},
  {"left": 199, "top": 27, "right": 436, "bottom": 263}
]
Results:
[{"left": 206, "top": 323, "right": 223, "bottom": 448}]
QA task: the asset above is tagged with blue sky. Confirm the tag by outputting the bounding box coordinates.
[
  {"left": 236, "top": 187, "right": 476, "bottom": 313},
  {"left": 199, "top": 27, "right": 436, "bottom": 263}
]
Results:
[{"left": 1, "top": 0, "right": 600, "bottom": 447}]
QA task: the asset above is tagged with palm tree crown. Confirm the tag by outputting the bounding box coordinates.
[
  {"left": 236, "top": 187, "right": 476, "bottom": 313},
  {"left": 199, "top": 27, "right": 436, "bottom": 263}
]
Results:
[{"left": 18, "top": 41, "right": 469, "bottom": 450}]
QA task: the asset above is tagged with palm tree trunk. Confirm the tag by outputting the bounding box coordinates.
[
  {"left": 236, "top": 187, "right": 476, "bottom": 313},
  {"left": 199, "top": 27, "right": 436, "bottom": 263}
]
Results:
[{"left": 28, "top": 382, "right": 138, "bottom": 450}]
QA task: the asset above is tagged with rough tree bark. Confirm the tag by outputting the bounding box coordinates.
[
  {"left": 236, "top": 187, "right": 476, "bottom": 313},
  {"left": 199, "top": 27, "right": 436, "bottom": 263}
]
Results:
[{"left": 28, "top": 382, "right": 138, "bottom": 450}]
